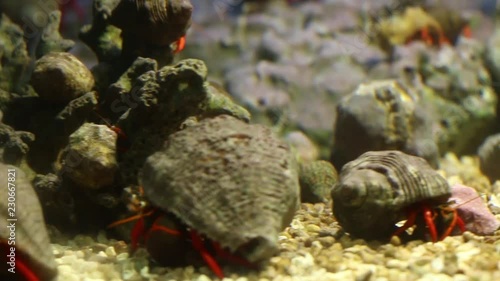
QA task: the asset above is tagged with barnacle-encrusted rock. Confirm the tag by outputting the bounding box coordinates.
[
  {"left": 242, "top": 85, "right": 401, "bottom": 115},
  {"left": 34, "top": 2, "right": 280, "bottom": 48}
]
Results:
[
  {"left": 0, "top": 123, "right": 35, "bottom": 165},
  {"left": 60, "top": 123, "right": 118, "bottom": 189},
  {"left": 31, "top": 52, "right": 95, "bottom": 104},
  {"left": 478, "top": 133, "right": 500, "bottom": 183},
  {"left": 141, "top": 114, "right": 300, "bottom": 263},
  {"left": 299, "top": 160, "right": 337, "bottom": 203},
  {"left": 331, "top": 80, "right": 438, "bottom": 169},
  {"left": 0, "top": 163, "right": 58, "bottom": 281},
  {"left": 331, "top": 150, "right": 450, "bottom": 240}
]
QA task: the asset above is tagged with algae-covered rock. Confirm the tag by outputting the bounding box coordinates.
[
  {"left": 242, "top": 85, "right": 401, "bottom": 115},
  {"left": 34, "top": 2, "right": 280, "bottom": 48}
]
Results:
[
  {"left": 284, "top": 131, "right": 319, "bottom": 163},
  {"left": 478, "top": 133, "right": 500, "bottom": 183},
  {"left": 34, "top": 10, "right": 74, "bottom": 58},
  {"left": 117, "top": 59, "right": 251, "bottom": 185},
  {"left": 0, "top": 123, "right": 35, "bottom": 165},
  {"left": 420, "top": 40, "right": 497, "bottom": 154},
  {"left": 331, "top": 79, "right": 439, "bottom": 168},
  {"left": 299, "top": 160, "right": 337, "bottom": 203},
  {"left": 0, "top": 14, "right": 31, "bottom": 93},
  {"left": 31, "top": 52, "right": 95, "bottom": 104},
  {"left": 60, "top": 123, "right": 118, "bottom": 189}
]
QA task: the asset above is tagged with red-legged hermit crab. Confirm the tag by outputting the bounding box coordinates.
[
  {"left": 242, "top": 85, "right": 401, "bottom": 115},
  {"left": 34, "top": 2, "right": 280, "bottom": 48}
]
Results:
[
  {"left": 110, "top": 115, "right": 300, "bottom": 278},
  {"left": 1, "top": 164, "right": 58, "bottom": 281},
  {"left": 331, "top": 150, "right": 465, "bottom": 242}
]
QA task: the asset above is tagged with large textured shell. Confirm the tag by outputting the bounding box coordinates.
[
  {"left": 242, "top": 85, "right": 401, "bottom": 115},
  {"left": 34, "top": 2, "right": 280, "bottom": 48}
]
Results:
[
  {"left": 331, "top": 150, "right": 450, "bottom": 240},
  {"left": 140, "top": 115, "right": 300, "bottom": 262},
  {"left": 0, "top": 164, "right": 57, "bottom": 280}
]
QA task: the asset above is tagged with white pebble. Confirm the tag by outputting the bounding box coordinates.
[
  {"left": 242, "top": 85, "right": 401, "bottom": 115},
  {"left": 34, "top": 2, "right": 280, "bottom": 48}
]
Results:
[
  {"left": 116, "top": 253, "right": 129, "bottom": 261},
  {"left": 105, "top": 246, "right": 117, "bottom": 257},
  {"left": 196, "top": 274, "right": 212, "bottom": 281}
]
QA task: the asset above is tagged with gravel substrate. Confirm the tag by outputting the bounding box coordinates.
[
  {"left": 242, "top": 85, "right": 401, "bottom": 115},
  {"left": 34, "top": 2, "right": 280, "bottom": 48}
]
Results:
[{"left": 50, "top": 154, "right": 500, "bottom": 281}]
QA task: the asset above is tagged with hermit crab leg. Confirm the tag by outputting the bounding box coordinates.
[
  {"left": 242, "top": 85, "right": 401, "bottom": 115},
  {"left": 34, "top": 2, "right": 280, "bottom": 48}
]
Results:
[
  {"left": 189, "top": 230, "right": 224, "bottom": 279},
  {"left": 438, "top": 208, "right": 466, "bottom": 241},
  {"left": 392, "top": 210, "right": 417, "bottom": 238},
  {"left": 16, "top": 257, "right": 40, "bottom": 281},
  {"left": 392, "top": 204, "right": 439, "bottom": 242},
  {"left": 422, "top": 205, "right": 439, "bottom": 242},
  {"left": 146, "top": 216, "right": 183, "bottom": 237},
  {"left": 172, "top": 36, "right": 187, "bottom": 54}
]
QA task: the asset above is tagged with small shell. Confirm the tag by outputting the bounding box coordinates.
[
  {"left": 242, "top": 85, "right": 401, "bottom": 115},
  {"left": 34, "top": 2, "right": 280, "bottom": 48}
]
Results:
[
  {"left": 141, "top": 115, "right": 300, "bottom": 263},
  {"left": 110, "top": 0, "right": 193, "bottom": 46},
  {"left": 331, "top": 150, "right": 450, "bottom": 240},
  {"left": 0, "top": 164, "right": 57, "bottom": 280}
]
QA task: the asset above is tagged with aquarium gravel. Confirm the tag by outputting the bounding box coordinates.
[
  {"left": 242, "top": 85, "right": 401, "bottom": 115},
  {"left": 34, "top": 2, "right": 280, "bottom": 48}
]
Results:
[{"left": 50, "top": 153, "right": 500, "bottom": 281}]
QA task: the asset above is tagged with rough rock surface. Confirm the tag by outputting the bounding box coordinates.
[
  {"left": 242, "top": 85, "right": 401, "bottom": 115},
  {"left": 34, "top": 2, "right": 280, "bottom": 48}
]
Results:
[
  {"left": 60, "top": 123, "right": 118, "bottom": 189},
  {"left": 450, "top": 184, "right": 500, "bottom": 235}
]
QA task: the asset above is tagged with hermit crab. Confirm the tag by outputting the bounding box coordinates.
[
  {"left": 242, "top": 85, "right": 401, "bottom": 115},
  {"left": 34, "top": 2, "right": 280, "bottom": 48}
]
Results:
[
  {"left": 0, "top": 164, "right": 58, "bottom": 281},
  {"left": 331, "top": 150, "right": 465, "bottom": 242},
  {"left": 110, "top": 115, "right": 300, "bottom": 277}
]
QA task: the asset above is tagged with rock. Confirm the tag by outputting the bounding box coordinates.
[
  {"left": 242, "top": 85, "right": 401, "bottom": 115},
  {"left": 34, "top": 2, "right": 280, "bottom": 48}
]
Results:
[
  {"left": 484, "top": 29, "right": 500, "bottom": 90},
  {"left": 284, "top": 131, "right": 319, "bottom": 163},
  {"left": 0, "top": 122, "right": 35, "bottom": 165},
  {"left": 34, "top": 10, "right": 74, "bottom": 58},
  {"left": 0, "top": 14, "right": 32, "bottom": 93},
  {"left": 419, "top": 40, "right": 497, "bottom": 154},
  {"left": 115, "top": 59, "right": 250, "bottom": 185},
  {"left": 450, "top": 184, "right": 500, "bottom": 235},
  {"left": 31, "top": 52, "right": 95, "bottom": 104},
  {"left": 478, "top": 133, "right": 500, "bottom": 183},
  {"left": 299, "top": 160, "right": 337, "bottom": 203},
  {"left": 60, "top": 123, "right": 118, "bottom": 189},
  {"left": 331, "top": 79, "right": 439, "bottom": 169}
]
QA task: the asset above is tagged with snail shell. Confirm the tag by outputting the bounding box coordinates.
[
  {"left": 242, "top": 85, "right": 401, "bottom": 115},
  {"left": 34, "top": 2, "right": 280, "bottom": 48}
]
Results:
[
  {"left": 0, "top": 164, "right": 57, "bottom": 280},
  {"left": 331, "top": 150, "right": 450, "bottom": 240},
  {"left": 110, "top": 0, "right": 193, "bottom": 46},
  {"left": 140, "top": 115, "right": 300, "bottom": 263}
]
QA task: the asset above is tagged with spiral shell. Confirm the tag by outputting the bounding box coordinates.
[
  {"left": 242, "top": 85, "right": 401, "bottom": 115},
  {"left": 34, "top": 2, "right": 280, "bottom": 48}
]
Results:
[
  {"left": 140, "top": 115, "right": 300, "bottom": 263},
  {"left": 110, "top": 0, "right": 192, "bottom": 46},
  {"left": 331, "top": 150, "right": 450, "bottom": 240}
]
